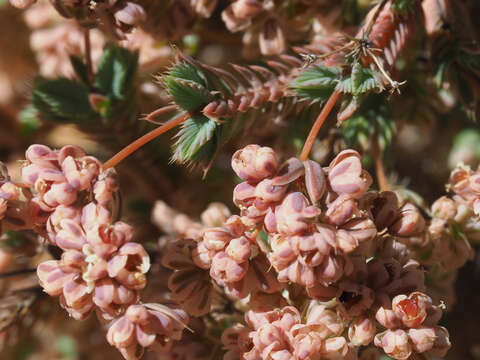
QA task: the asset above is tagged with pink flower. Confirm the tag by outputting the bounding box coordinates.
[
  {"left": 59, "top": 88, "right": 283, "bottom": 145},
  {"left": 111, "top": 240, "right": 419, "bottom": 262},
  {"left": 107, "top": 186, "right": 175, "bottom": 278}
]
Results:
[
  {"left": 391, "top": 292, "right": 430, "bottom": 328},
  {"left": 106, "top": 304, "right": 189, "bottom": 360},
  {"left": 348, "top": 317, "right": 376, "bottom": 346},
  {"left": 232, "top": 145, "right": 278, "bottom": 183},
  {"left": 374, "top": 329, "right": 412, "bottom": 360},
  {"left": 328, "top": 150, "right": 372, "bottom": 199},
  {"left": 273, "top": 192, "right": 320, "bottom": 235}
]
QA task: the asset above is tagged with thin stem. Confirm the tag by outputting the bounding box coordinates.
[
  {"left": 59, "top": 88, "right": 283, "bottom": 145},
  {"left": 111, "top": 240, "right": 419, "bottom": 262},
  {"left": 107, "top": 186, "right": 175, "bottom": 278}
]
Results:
[
  {"left": 299, "top": 90, "right": 341, "bottom": 162},
  {"left": 102, "top": 112, "right": 189, "bottom": 170},
  {"left": 83, "top": 29, "right": 93, "bottom": 84},
  {"left": 372, "top": 135, "right": 388, "bottom": 191}
]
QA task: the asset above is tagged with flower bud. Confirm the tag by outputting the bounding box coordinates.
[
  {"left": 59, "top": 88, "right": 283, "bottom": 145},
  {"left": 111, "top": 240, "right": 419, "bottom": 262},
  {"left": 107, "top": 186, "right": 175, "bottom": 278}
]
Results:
[
  {"left": 259, "top": 18, "right": 285, "bottom": 55},
  {"left": 328, "top": 150, "right": 372, "bottom": 199},
  {"left": 114, "top": 2, "right": 146, "bottom": 27},
  {"left": 408, "top": 327, "right": 435, "bottom": 353},
  {"left": 374, "top": 329, "right": 412, "bottom": 360},
  {"left": 201, "top": 202, "right": 231, "bottom": 227},
  {"left": 426, "top": 326, "right": 451, "bottom": 358},
  {"left": 304, "top": 159, "right": 326, "bottom": 204},
  {"left": 348, "top": 317, "right": 376, "bottom": 346},
  {"left": 275, "top": 192, "right": 320, "bottom": 235},
  {"left": 231, "top": 0, "right": 263, "bottom": 20},
  {"left": 389, "top": 203, "right": 426, "bottom": 237},
  {"left": 231, "top": 144, "right": 278, "bottom": 183}
]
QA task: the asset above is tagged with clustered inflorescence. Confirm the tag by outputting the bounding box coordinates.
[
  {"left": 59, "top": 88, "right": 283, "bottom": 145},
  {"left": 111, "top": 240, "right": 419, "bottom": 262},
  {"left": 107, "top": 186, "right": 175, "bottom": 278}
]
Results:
[{"left": 0, "top": 139, "right": 479, "bottom": 359}]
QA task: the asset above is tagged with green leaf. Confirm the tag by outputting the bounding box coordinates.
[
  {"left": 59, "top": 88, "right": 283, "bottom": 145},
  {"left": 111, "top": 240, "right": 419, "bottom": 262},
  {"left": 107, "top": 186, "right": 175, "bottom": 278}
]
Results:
[
  {"left": 94, "top": 44, "right": 139, "bottom": 100},
  {"left": 69, "top": 55, "right": 89, "bottom": 85},
  {"left": 172, "top": 115, "right": 217, "bottom": 163},
  {"left": 336, "top": 62, "right": 381, "bottom": 95},
  {"left": 32, "top": 77, "right": 97, "bottom": 123},
  {"left": 164, "top": 77, "right": 212, "bottom": 112},
  {"left": 342, "top": 94, "right": 394, "bottom": 150},
  {"left": 18, "top": 105, "right": 40, "bottom": 137},
  {"left": 168, "top": 61, "right": 207, "bottom": 87},
  {"left": 291, "top": 66, "right": 341, "bottom": 103}
]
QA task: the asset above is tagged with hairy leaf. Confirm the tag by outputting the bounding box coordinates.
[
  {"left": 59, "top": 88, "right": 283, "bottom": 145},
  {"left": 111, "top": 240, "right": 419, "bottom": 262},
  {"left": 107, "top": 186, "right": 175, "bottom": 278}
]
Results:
[
  {"left": 291, "top": 66, "right": 341, "bottom": 103},
  {"left": 336, "top": 62, "right": 381, "bottom": 95},
  {"left": 94, "top": 44, "right": 139, "bottom": 100},
  {"left": 172, "top": 115, "right": 217, "bottom": 164},
  {"left": 32, "top": 77, "right": 97, "bottom": 123},
  {"left": 164, "top": 77, "right": 212, "bottom": 112}
]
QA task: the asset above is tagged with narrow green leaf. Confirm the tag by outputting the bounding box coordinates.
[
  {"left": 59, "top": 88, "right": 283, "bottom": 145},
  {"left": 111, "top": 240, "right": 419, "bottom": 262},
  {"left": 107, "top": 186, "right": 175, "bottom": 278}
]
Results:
[
  {"left": 94, "top": 44, "right": 138, "bottom": 100},
  {"left": 291, "top": 66, "right": 341, "bottom": 103},
  {"left": 164, "top": 77, "right": 212, "bottom": 112},
  {"left": 32, "top": 77, "right": 97, "bottom": 123},
  {"left": 169, "top": 61, "right": 207, "bottom": 87},
  {"left": 336, "top": 62, "right": 381, "bottom": 95},
  {"left": 172, "top": 115, "right": 217, "bottom": 163}
]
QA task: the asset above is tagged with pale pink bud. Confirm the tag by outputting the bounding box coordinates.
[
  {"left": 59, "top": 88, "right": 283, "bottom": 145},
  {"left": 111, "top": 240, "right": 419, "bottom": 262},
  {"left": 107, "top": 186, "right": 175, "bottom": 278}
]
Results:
[
  {"left": 304, "top": 159, "right": 326, "bottom": 204},
  {"left": 233, "top": 181, "right": 256, "bottom": 208},
  {"left": 259, "top": 18, "right": 285, "bottom": 55},
  {"left": 114, "top": 2, "right": 146, "bottom": 27},
  {"left": 192, "top": 241, "right": 214, "bottom": 269},
  {"left": 328, "top": 150, "right": 372, "bottom": 199},
  {"left": 374, "top": 329, "right": 412, "bottom": 360},
  {"left": 231, "top": 144, "right": 278, "bottom": 183},
  {"left": 389, "top": 203, "right": 426, "bottom": 237},
  {"left": 210, "top": 251, "right": 248, "bottom": 282},
  {"left": 307, "top": 305, "right": 344, "bottom": 338},
  {"left": 292, "top": 331, "right": 323, "bottom": 360},
  {"left": 322, "top": 336, "right": 349, "bottom": 358},
  {"left": 107, "top": 243, "right": 150, "bottom": 290},
  {"left": 226, "top": 236, "right": 251, "bottom": 263},
  {"left": 81, "top": 203, "right": 111, "bottom": 231},
  {"left": 324, "top": 195, "right": 357, "bottom": 226},
  {"left": 201, "top": 202, "right": 231, "bottom": 227},
  {"left": 203, "top": 227, "right": 232, "bottom": 251},
  {"left": 349, "top": 317, "right": 376, "bottom": 346},
  {"left": 426, "top": 326, "right": 451, "bottom": 358},
  {"left": 431, "top": 196, "right": 457, "bottom": 220},
  {"left": 375, "top": 306, "right": 401, "bottom": 329},
  {"left": 408, "top": 327, "right": 435, "bottom": 353},
  {"left": 254, "top": 179, "right": 287, "bottom": 203},
  {"left": 93, "top": 169, "right": 118, "bottom": 206},
  {"left": 37, "top": 260, "right": 75, "bottom": 296},
  {"left": 62, "top": 276, "right": 93, "bottom": 310},
  {"left": 392, "top": 292, "right": 429, "bottom": 328},
  {"left": 55, "top": 219, "right": 87, "bottom": 251},
  {"left": 191, "top": 0, "right": 218, "bottom": 18},
  {"left": 43, "top": 182, "right": 77, "bottom": 207},
  {"left": 62, "top": 156, "right": 100, "bottom": 191},
  {"left": 25, "top": 144, "right": 56, "bottom": 165},
  {"left": 231, "top": 0, "right": 263, "bottom": 20},
  {"left": 275, "top": 192, "right": 320, "bottom": 235}
]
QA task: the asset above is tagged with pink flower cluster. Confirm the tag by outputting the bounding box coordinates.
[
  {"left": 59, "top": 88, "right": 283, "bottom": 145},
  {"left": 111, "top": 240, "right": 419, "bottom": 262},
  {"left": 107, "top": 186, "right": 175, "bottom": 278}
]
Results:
[
  {"left": 37, "top": 202, "right": 150, "bottom": 320},
  {"left": 449, "top": 164, "right": 480, "bottom": 216},
  {"left": 107, "top": 303, "right": 188, "bottom": 360},
  {"left": 374, "top": 292, "right": 450, "bottom": 359},
  {"left": 233, "top": 145, "right": 376, "bottom": 290},
  {"left": 223, "top": 305, "right": 356, "bottom": 360},
  {"left": 21, "top": 144, "right": 117, "bottom": 224},
  {"left": 1, "top": 144, "right": 191, "bottom": 360}
]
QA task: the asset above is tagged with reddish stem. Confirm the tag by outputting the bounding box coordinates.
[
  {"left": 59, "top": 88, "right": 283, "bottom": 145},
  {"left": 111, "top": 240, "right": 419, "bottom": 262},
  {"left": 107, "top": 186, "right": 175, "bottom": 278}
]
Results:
[
  {"left": 102, "top": 112, "right": 189, "bottom": 170},
  {"left": 299, "top": 91, "right": 341, "bottom": 162}
]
